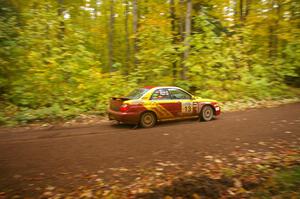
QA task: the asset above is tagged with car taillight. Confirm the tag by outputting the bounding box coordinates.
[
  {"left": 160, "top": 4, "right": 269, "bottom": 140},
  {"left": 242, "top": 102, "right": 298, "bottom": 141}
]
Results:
[
  {"left": 120, "top": 104, "right": 129, "bottom": 112},
  {"left": 212, "top": 103, "right": 220, "bottom": 111}
]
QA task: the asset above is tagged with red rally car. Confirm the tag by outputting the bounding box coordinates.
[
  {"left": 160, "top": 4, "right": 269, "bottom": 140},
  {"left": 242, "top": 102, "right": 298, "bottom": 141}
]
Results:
[{"left": 108, "top": 86, "right": 221, "bottom": 128}]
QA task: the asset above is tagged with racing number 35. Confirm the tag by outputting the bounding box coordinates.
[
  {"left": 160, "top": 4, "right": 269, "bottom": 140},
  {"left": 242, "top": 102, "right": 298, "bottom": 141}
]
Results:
[{"left": 181, "top": 102, "right": 193, "bottom": 113}]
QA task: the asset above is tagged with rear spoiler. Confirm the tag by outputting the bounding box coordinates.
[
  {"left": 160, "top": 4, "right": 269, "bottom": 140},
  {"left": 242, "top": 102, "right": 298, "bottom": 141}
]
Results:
[{"left": 111, "top": 97, "right": 130, "bottom": 101}]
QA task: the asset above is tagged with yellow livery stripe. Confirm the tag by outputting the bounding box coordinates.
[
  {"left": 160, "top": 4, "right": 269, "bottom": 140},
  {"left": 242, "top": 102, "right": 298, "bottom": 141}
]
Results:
[{"left": 143, "top": 102, "right": 174, "bottom": 119}]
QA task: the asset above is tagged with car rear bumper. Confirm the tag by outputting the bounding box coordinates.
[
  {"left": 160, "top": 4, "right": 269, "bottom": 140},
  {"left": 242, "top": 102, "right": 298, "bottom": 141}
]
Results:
[{"left": 108, "top": 109, "right": 140, "bottom": 124}]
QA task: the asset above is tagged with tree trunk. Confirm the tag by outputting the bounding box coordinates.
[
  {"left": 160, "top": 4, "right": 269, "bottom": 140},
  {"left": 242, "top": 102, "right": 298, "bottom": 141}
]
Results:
[
  {"left": 124, "top": 0, "right": 130, "bottom": 76},
  {"left": 269, "top": 0, "right": 280, "bottom": 58},
  {"left": 108, "top": 0, "right": 115, "bottom": 73},
  {"left": 132, "top": 0, "right": 138, "bottom": 66},
  {"left": 182, "top": 0, "right": 192, "bottom": 80},
  {"left": 239, "top": 0, "right": 244, "bottom": 21},
  {"left": 233, "top": 0, "right": 238, "bottom": 26},
  {"left": 45, "top": 3, "right": 51, "bottom": 57},
  {"left": 245, "top": 0, "right": 251, "bottom": 19},
  {"left": 274, "top": 1, "right": 281, "bottom": 57},
  {"left": 179, "top": 0, "right": 185, "bottom": 79},
  {"left": 179, "top": 0, "right": 185, "bottom": 42},
  {"left": 170, "top": 0, "right": 177, "bottom": 83}
]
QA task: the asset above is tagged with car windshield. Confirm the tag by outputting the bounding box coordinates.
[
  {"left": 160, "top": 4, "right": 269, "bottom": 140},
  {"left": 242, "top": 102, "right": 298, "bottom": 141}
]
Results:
[{"left": 126, "top": 88, "right": 149, "bottom": 99}]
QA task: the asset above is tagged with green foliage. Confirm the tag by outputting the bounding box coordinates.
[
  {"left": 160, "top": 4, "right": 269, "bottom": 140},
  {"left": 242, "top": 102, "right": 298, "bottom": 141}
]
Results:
[
  {"left": 135, "top": 13, "right": 176, "bottom": 85},
  {"left": 0, "top": 7, "right": 19, "bottom": 94},
  {"left": 0, "top": 0, "right": 299, "bottom": 125}
]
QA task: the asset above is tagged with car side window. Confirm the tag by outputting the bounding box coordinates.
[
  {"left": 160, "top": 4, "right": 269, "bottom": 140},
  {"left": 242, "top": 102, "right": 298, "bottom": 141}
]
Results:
[
  {"left": 150, "top": 89, "right": 171, "bottom": 100},
  {"left": 168, "top": 88, "right": 192, "bottom": 100}
]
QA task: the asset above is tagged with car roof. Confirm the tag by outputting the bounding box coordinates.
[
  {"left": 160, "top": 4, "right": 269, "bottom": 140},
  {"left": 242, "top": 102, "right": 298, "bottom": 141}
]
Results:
[{"left": 139, "top": 86, "right": 193, "bottom": 99}]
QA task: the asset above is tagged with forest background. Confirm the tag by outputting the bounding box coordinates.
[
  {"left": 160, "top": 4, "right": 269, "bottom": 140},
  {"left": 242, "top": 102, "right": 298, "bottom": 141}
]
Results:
[{"left": 0, "top": 0, "right": 299, "bottom": 125}]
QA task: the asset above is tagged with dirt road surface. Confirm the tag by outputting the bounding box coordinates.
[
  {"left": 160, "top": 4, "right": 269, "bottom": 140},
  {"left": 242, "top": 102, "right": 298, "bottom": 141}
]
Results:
[{"left": 0, "top": 103, "right": 299, "bottom": 196}]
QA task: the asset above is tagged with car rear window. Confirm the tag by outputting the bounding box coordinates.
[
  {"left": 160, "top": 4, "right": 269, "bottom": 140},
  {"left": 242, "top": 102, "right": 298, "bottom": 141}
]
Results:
[{"left": 126, "top": 88, "right": 149, "bottom": 99}]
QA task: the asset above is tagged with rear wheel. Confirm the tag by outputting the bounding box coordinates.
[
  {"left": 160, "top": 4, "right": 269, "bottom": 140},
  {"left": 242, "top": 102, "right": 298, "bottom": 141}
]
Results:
[
  {"left": 140, "top": 112, "right": 156, "bottom": 128},
  {"left": 200, "top": 105, "right": 214, "bottom": 121}
]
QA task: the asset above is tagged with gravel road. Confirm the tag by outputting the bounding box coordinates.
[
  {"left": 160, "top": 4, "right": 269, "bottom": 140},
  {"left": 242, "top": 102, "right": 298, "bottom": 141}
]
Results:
[{"left": 0, "top": 103, "right": 299, "bottom": 196}]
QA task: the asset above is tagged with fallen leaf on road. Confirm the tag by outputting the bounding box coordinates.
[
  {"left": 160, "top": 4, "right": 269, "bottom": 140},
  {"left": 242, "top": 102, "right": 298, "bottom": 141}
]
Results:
[
  {"left": 118, "top": 168, "right": 129, "bottom": 172},
  {"left": 227, "top": 187, "right": 237, "bottom": 196},
  {"left": 13, "top": 174, "right": 21, "bottom": 179},
  {"left": 155, "top": 172, "right": 163, "bottom": 176},
  {"left": 204, "top": 155, "right": 214, "bottom": 160},
  {"left": 59, "top": 172, "right": 71, "bottom": 175},
  {"left": 80, "top": 189, "right": 93, "bottom": 198},
  {"left": 208, "top": 172, "right": 222, "bottom": 180},
  {"left": 237, "top": 157, "right": 246, "bottom": 161},
  {"left": 192, "top": 193, "right": 201, "bottom": 199},
  {"left": 214, "top": 159, "right": 222, "bottom": 163},
  {"left": 233, "top": 178, "right": 243, "bottom": 188},
  {"left": 157, "top": 162, "right": 169, "bottom": 167},
  {"left": 42, "top": 191, "right": 53, "bottom": 198},
  {"left": 258, "top": 142, "right": 266, "bottom": 145},
  {"left": 45, "top": 186, "right": 55, "bottom": 191},
  {"left": 102, "top": 190, "right": 112, "bottom": 196},
  {"left": 185, "top": 171, "right": 194, "bottom": 176}
]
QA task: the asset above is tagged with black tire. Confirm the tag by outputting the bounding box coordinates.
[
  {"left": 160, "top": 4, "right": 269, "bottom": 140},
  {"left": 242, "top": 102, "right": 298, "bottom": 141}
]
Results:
[
  {"left": 200, "top": 105, "right": 214, "bottom": 121},
  {"left": 140, "top": 112, "right": 156, "bottom": 128}
]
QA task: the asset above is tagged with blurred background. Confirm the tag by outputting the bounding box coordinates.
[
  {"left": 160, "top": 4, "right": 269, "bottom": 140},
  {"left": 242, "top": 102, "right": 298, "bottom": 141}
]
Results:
[{"left": 0, "top": 0, "right": 299, "bottom": 125}]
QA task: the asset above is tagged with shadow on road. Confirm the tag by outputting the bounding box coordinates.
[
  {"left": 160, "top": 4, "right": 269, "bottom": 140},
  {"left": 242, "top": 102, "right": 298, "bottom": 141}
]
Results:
[{"left": 110, "top": 117, "right": 209, "bottom": 129}]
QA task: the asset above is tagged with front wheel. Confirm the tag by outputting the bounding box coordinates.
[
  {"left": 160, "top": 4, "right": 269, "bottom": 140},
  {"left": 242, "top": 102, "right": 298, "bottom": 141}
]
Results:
[
  {"left": 200, "top": 105, "right": 214, "bottom": 121},
  {"left": 140, "top": 112, "right": 156, "bottom": 128}
]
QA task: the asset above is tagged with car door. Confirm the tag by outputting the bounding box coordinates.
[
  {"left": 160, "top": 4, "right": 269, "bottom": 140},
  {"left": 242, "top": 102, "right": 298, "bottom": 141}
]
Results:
[
  {"left": 167, "top": 88, "right": 195, "bottom": 117},
  {"left": 149, "top": 88, "right": 177, "bottom": 119}
]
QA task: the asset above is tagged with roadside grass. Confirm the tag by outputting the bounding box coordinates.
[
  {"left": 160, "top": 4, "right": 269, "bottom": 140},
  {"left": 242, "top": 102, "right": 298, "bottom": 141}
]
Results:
[
  {"left": 220, "top": 97, "right": 300, "bottom": 112},
  {"left": 0, "top": 96, "right": 299, "bottom": 129},
  {"left": 253, "top": 166, "right": 300, "bottom": 198}
]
